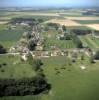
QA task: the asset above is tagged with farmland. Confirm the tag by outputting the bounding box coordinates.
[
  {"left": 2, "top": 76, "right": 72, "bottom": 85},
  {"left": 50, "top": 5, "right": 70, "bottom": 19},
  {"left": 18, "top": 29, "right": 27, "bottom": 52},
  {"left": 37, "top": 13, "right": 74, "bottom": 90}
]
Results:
[
  {"left": 0, "top": 55, "right": 35, "bottom": 79},
  {"left": 1, "top": 55, "right": 99, "bottom": 100},
  {"left": 0, "top": 8, "right": 99, "bottom": 100},
  {"left": 42, "top": 30, "right": 76, "bottom": 50}
]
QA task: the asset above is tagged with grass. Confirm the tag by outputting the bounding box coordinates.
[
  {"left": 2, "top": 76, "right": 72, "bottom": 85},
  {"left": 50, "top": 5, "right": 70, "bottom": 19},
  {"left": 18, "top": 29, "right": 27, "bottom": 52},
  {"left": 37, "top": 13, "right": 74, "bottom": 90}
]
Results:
[
  {"left": 74, "top": 20, "right": 99, "bottom": 24},
  {"left": 0, "top": 30, "right": 24, "bottom": 41},
  {"left": 0, "top": 25, "right": 28, "bottom": 49},
  {"left": 1, "top": 55, "right": 99, "bottom": 100},
  {"left": 42, "top": 55, "right": 99, "bottom": 100},
  {"left": 0, "top": 24, "right": 7, "bottom": 31},
  {"left": 0, "top": 55, "right": 35, "bottom": 79},
  {"left": 43, "top": 30, "right": 75, "bottom": 50},
  {"left": 0, "top": 41, "right": 15, "bottom": 49},
  {"left": 67, "top": 26, "right": 91, "bottom": 30},
  {"left": 79, "top": 36, "right": 98, "bottom": 49}
]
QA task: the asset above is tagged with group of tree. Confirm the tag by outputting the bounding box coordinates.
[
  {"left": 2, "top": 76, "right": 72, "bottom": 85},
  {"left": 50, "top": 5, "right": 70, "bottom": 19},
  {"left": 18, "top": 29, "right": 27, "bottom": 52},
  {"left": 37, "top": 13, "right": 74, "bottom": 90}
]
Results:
[
  {"left": 0, "top": 44, "right": 7, "bottom": 54},
  {"left": 28, "top": 39, "right": 37, "bottom": 51},
  {"left": 10, "top": 18, "right": 44, "bottom": 25},
  {"left": 71, "top": 29, "right": 91, "bottom": 35},
  {"left": 62, "top": 25, "right": 66, "bottom": 32},
  {"left": 0, "top": 75, "right": 51, "bottom": 97},
  {"left": 72, "top": 34, "right": 83, "bottom": 48},
  {"left": 94, "top": 51, "right": 99, "bottom": 60},
  {"left": 46, "top": 23, "right": 59, "bottom": 30},
  {"left": 0, "top": 54, "right": 51, "bottom": 97}
]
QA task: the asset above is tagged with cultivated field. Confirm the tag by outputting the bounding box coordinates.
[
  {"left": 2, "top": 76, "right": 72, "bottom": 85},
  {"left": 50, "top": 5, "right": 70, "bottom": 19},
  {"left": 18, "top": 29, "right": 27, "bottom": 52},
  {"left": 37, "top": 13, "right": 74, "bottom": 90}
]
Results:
[
  {"left": 65, "top": 17, "right": 99, "bottom": 20},
  {"left": 85, "top": 24, "right": 99, "bottom": 31},
  {"left": 45, "top": 19, "right": 82, "bottom": 26}
]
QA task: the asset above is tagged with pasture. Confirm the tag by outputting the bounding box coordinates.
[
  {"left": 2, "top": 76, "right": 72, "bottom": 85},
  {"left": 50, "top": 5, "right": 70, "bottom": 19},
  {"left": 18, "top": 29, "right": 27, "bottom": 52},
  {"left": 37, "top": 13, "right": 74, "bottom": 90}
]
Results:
[
  {"left": 0, "top": 55, "right": 35, "bottom": 79},
  {"left": 1, "top": 55, "right": 99, "bottom": 100},
  {"left": 74, "top": 20, "right": 99, "bottom": 24},
  {"left": 0, "top": 25, "right": 28, "bottom": 49}
]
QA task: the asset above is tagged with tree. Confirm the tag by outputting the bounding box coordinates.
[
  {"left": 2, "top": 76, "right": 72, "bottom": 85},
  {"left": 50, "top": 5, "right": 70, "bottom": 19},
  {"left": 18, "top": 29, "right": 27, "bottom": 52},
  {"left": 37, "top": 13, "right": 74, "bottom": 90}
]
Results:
[
  {"left": 64, "top": 32, "right": 71, "bottom": 40},
  {"left": 94, "top": 51, "right": 99, "bottom": 60},
  {"left": 62, "top": 25, "right": 66, "bottom": 32},
  {"left": 38, "top": 19, "right": 43, "bottom": 23},
  {"left": 28, "top": 39, "right": 37, "bottom": 51},
  {"left": 0, "top": 44, "right": 7, "bottom": 54},
  {"left": 32, "top": 59, "right": 43, "bottom": 71},
  {"left": 90, "top": 55, "right": 95, "bottom": 63}
]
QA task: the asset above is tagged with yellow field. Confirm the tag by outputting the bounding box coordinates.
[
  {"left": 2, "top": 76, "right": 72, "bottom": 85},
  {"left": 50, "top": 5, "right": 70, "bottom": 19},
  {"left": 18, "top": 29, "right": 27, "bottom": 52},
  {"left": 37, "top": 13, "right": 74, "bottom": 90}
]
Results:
[
  {"left": 65, "top": 17, "right": 99, "bottom": 20},
  {"left": 45, "top": 19, "right": 82, "bottom": 26},
  {"left": 85, "top": 24, "right": 99, "bottom": 31}
]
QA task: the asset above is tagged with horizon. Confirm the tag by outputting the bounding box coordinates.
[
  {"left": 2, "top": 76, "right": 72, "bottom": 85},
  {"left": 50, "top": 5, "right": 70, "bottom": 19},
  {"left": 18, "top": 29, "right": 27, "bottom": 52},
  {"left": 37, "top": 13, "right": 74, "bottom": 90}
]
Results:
[{"left": 0, "top": 0, "right": 98, "bottom": 8}]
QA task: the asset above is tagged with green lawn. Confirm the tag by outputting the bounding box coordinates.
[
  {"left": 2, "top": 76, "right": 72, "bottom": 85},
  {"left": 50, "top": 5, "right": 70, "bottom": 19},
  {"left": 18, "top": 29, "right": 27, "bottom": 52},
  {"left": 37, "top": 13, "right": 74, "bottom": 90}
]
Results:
[{"left": 0, "top": 55, "right": 35, "bottom": 79}]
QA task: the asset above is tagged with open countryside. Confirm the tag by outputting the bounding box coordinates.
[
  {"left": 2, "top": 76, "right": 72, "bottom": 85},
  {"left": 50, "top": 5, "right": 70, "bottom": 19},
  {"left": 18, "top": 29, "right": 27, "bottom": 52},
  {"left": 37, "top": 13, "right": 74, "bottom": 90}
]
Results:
[{"left": 0, "top": 3, "right": 99, "bottom": 100}]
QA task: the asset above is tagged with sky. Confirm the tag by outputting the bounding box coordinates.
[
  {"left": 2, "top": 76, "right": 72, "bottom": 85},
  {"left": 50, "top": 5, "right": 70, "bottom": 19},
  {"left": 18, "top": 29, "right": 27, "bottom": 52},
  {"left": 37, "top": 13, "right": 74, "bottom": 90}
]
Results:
[{"left": 0, "top": 0, "right": 99, "bottom": 7}]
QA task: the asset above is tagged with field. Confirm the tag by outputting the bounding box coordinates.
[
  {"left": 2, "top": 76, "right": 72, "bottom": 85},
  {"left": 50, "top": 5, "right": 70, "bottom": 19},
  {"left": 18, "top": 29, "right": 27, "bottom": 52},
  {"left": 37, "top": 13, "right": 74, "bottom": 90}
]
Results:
[
  {"left": 0, "top": 25, "right": 28, "bottom": 49},
  {"left": 1, "top": 55, "right": 99, "bottom": 100},
  {"left": 79, "top": 35, "right": 99, "bottom": 49},
  {"left": 1, "top": 9, "right": 99, "bottom": 100},
  {"left": 43, "top": 30, "right": 76, "bottom": 50},
  {"left": 0, "top": 55, "right": 35, "bottom": 79},
  {"left": 45, "top": 19, "right": 82, "bottom": 26},
  {"left": 65, "top": 17, "right": 99, "bottom": 20},
  {"left": 73, "top": 20, "right": 99, "bottom": 24},
  {"left": 85, "top": 24, "right": 99, "bottom": 31}
]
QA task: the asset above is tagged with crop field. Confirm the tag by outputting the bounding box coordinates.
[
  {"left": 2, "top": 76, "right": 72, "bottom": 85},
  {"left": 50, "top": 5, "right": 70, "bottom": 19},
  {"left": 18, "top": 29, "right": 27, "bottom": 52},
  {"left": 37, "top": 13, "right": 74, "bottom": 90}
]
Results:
[
  {"left": 73, "top": 20, "right": 99, "bottom": 24},
  {"left": 43, "top": 30, "right": 76, "bottom": 50},
  {"left": 0, "top": 30, "right": 24, "bottom": 41},
  {"left": 1, "top": 55, "right": 99, "bottom": 100},
  {"left": 44, "top": 39, "right": 75, "bottom": 50},
  {"left": 65, "top": 17, "right": 99, "bottom": 20},
  {"left": 0, "top": 55, "right": 35, "bottom": 79},
  {"left": 45, "top": 19, "right": 82, "bottom": 26},
  {"left": 85, "top": 24, "right": 99, "bottom": 31},
  {"left": 67, "top": 26, "right": 91, "bottom": 30},
  {"left": 79, "top": 35, "right": 99, "bottom": 49},
  {"left": 0, "top": 25, "right": 28, "bottom": 49}
]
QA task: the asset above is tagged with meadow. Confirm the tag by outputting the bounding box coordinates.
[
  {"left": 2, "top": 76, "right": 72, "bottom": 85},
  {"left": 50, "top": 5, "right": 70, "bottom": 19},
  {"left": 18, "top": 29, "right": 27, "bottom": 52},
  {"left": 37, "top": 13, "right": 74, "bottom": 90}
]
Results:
[
  {"left": 0, "top": 55, "right": 35, "bottom": 79},
  {"left": 0, "top": 25, "right": 28, "bottom": 49},
  {"left": 74, "top": 20, "right": 99, "bottom": 24},
  {"left": 1, "top": 55, "right": 99, "bottom": 100}
]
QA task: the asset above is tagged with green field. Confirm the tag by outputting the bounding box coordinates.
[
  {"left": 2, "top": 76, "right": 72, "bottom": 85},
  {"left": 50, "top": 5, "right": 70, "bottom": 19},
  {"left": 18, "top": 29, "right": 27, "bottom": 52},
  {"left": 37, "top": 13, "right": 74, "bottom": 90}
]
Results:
[
  {"left": 74, "top": 20, "right": 99, "bottom": 24},
  {"left": 79, "top": 35, "right": 99, "bottom": 49},
  {"left": 1, "top": 55, "right": 99, "bottom": 100},
  {"left": 0, "top": 25, "right": 28, "bottom": 49},
  {"left": 43, "top": 30, "right": 76, "bottom": 50},
  {"left": 1, "top": 10, "right": 99, "bottom": 100},
  {"left": 67, "top": 26, "right": 91, "bottom": 30},
  {"left": 0, "top": 55, "right": 35, "bottom": 79}
]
